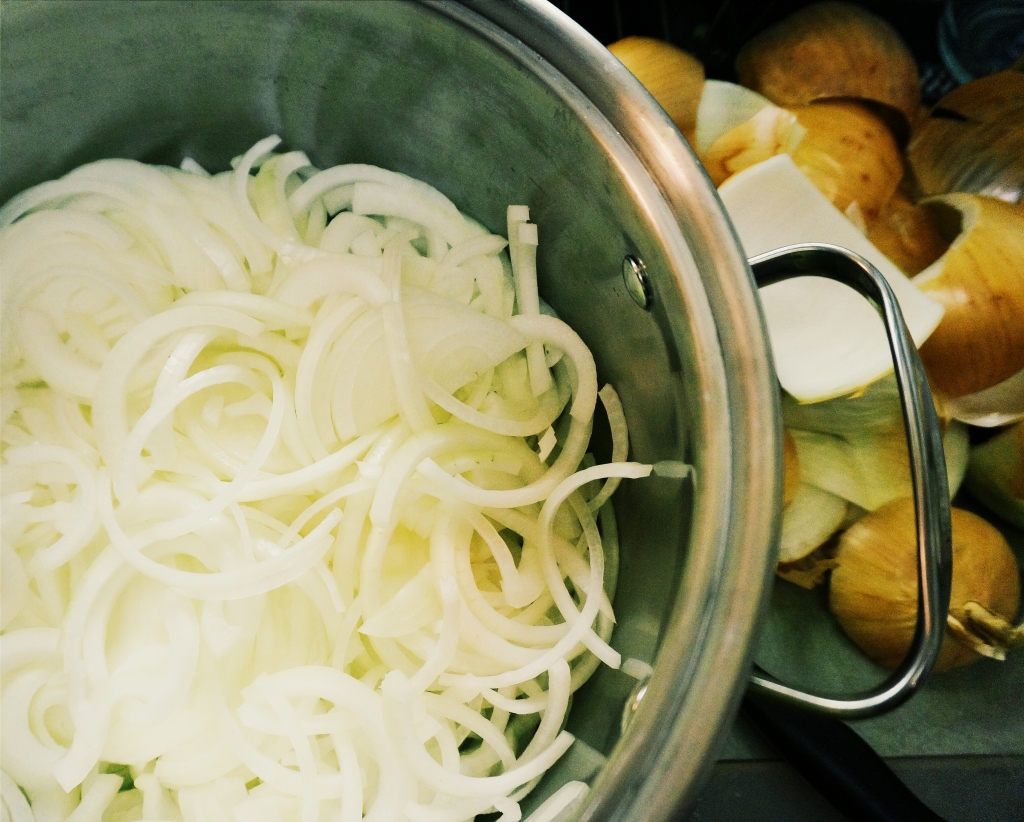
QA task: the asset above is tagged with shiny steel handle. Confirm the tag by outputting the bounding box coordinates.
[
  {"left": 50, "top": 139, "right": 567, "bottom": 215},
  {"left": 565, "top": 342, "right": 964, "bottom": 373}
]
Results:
[{"left": 747, "top": 243, "right": 953, "bottom": 719}]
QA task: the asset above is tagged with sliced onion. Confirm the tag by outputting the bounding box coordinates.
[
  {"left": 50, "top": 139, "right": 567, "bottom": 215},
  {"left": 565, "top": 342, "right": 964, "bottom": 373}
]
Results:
[{"left": 0, "top": 139, "right": 648, "bottom": 820}]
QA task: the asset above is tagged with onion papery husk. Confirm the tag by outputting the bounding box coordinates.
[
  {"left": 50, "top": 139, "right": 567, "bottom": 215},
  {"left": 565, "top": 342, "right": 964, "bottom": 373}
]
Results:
[
  {"left": 939, "top": 367, "right": 1024, "bottom": 429},
  {"left": 912, "top": 194, "right": 1024, "bottom": 399},
  {"left": 778, "top": 481, "right": 846, "bottom": 565},
  {"left": 777, "top": 537, "right": 841, "bottom": 590},
  {"left": 608, "top": 36, "right": 705, "bottom": 145},
  {"left": 694, "top": 80, "right": 778, "bottom": 156},
  {"left": 907, "top": 69, "right": 1024, "bottom": 204},
  {"left": 965, "top": 421, "right": 1024, "bottom": 529},
  {"left": 830, "top": 499, "right": 1022, "bottom": 671},
  {"left": 788, "top": 100, "right": 904, "bottom": 224},
  {"left": 734, "top": 1, "right": 920, "bottom": 137},
  {"left": 718, "top": 155, "right": 944, "bottom": 403},
  {"left": 789, "top": 417, "right": 969, "bottom": 512},
  {"left": 865, "top": 187, "right": 950, "bottom": 276},
  {"left": 701, "top": 103, "right": 804, "bottom": 187},
  {"left": 948, "top": 602, "right": 1024, "bottom": 662}
]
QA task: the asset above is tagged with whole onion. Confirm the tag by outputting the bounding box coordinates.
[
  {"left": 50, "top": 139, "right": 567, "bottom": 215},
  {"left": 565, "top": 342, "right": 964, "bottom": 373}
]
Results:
[{"left": 830, "top": 498, "right": 1021, "bottom": 671}]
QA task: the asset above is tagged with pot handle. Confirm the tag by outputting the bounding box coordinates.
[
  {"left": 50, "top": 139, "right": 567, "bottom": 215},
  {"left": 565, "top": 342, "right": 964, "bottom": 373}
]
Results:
[{"left": 746, "top": 243, "right": 953, "bottom": 720}]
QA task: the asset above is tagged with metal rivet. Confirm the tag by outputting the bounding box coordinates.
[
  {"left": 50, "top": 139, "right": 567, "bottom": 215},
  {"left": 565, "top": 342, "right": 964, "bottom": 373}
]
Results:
[{"left": 622, "top": 255, "right": 652, "bottom": 310}]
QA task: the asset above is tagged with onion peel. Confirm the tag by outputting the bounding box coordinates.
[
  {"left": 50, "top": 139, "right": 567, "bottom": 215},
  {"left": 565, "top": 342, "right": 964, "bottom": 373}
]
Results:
[
  {"left": 913, "top": 194, "right": 1024, "bottom": 399},
  {"left": 830, "top": 499, "right": 1021, "bottom": 671},
  {"left": 907, "top": 68, "right": 1024, "bottom": 203},
  {"left": 788, "top": 100, "right": 904, "bottom": 223},
  {"left": 734, "top": 1, "right": 920, "bottom": 137}
]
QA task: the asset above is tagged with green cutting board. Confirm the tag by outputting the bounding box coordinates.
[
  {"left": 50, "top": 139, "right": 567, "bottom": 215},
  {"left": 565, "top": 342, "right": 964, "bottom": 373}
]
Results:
[{"left": 726, "top": 490, "right": 1024, "bottom": 759}]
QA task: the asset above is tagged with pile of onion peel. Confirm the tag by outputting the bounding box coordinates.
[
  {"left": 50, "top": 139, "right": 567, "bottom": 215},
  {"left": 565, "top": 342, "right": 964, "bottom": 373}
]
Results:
[
  {"left": 912, "top": 194, "right": 1024, "bottom": 400},
  {"left": 718, "top": 154, "right": 944, "bottom": 404},
  {"left": 698, "top": 94, "right": 903, "bottom": 227},
  {"left": 907, "top": 67, "right": 1024, "bottom": 204},
  {"left": 734, "top": 1, "right": 920, "bottom": 139},
  {"left": 693, "top": 81, "right": 783, "bottom": 157},
  {"left": 607, "top": 36, "right": 705, "bottom": 145},
  {"left": 775, "top": 376, "right": 969, "bottom": 588},
  {"left": 830, "top": 498, "right": 1022, "bottom": 672}
]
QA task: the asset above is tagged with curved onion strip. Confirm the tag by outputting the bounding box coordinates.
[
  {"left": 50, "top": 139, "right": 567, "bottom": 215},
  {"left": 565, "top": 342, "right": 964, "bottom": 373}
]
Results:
[
  {"left": 92, "top": 306, "right": 264, "bottom": 465},
  {"left": 231, "top": 136, "right": 319, "bottom": 264},
  {"left": 289, "top": 164, "right": 462, "bottom": 219},
  {"left": 3, "top": 444, "right": 99, "bottom": 569},
  {"left": 440, "top": 463, "right": 650, "bottom": 690},
  {"left": 587, "top": 385, "right": 629, "bottom": 511},
  {"left": 98, "top": 476, "right": 341, "bottom": 600},
  {"left": 382, "top": 669, "right": 575, "bottom": 799},
  {"left": 1, "top": 769, "right": 34, "bottom": 822},
  {"left": 422, "top": 374, "right": 565, "bottom": 438}
]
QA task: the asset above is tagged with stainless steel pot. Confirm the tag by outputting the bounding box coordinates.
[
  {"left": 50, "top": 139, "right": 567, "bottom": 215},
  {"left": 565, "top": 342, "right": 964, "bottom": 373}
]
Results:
[{"left": 0, "top": 1, "right": 951, "bottom": 819}]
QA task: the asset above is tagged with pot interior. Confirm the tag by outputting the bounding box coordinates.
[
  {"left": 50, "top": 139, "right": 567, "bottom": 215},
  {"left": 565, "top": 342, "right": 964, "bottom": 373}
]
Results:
[{"left": 0, "top": 2, "right": 778, "bottom": 818}]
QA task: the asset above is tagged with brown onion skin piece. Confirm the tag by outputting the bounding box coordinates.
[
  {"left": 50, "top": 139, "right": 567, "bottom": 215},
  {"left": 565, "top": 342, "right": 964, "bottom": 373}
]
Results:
[
  {"left": 734, "top": 1, "right": 920, "bottom": 136},
  {"left": 830, "top": 499, "right": 1021, "bottom": 671},
  {"left": 907, "top": 70, "right": 1024, "bottom": 204},
  {"left": 914, "top": 194, "right": 1024, "bottom": 399},
  {"left": 789, "top": 100, "right": 904, "bottom": 223},
  {"left": 865, "top": 188, "right": 950, "bottom": 276},
  {"left": 700, "top": 105, "right": 799, "bottom": 187}
]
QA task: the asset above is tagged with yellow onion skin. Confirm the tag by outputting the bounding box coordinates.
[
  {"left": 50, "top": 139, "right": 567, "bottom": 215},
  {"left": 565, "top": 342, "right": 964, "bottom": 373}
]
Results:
[
  {"left": 608, "top": 36, "right": 705, "bottom": 145},
  {"left": 734, "top": 1, "right": 920, "bottom": 134},
  {"left": 865, "top": 188, "right": 950, "bottom": 276},
  {"left": 907, "top": 69, "right": 1024, "bottom": 204},
  {"left": 830, "top": 499, "right": 1021, "bottom": 671},
  {"left": 913, "top": 194, "right": 1024, "bottom": 399},
  {"left": 789, "top": 100, "right": 904, "bottom": 223},
  {"left": 701, "top": 104, "right": 801, "bottom": 187}
]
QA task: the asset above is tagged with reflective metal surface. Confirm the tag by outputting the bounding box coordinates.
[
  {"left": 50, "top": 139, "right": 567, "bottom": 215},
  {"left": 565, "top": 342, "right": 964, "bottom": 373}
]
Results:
[{"left": 1, "top": 1, "right": 781, "bottom": 819}]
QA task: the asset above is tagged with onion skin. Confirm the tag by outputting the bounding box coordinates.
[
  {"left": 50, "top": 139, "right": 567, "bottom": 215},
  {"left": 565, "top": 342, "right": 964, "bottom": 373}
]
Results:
[
  {"left": 734, "top": 1, "right": 920, "bottom": 134},
  {"left": 865, "top": 188, "right": 949, "bottom": 276},
  {"left": 912, "top": 194, "right": 1024, "bottom": 399},
  {"left": 701, "top": 104, "right": 801, "bottom": 187},
  {"left": 907, "top": 69, "right": 1024, "bottom": 204},
  {"left": 789, "top": 100, "right": 904, "bottom": 223},
  {"left": 608, "top": 37, "right": 705, "bottom": 145},
  {"left": 830, "top": 499, "right": 1021, "bottom": 671}
]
